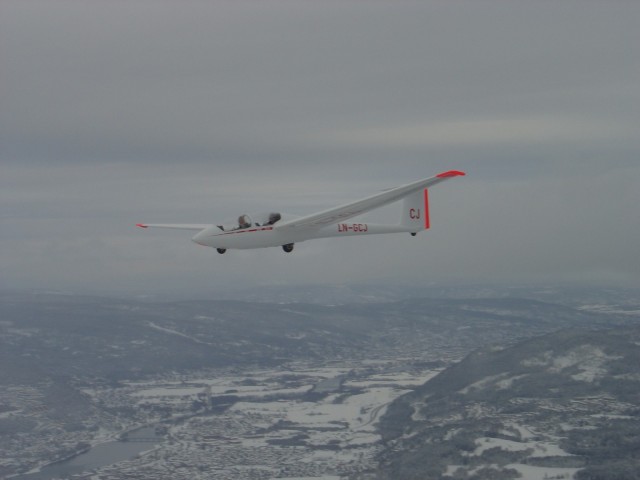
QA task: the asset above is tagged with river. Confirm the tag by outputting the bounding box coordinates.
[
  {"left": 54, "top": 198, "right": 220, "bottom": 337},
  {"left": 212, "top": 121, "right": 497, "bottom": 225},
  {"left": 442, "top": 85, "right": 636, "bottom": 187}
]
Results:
[{"left": 15, "top": 427, "right": 162, "bottom": 480}]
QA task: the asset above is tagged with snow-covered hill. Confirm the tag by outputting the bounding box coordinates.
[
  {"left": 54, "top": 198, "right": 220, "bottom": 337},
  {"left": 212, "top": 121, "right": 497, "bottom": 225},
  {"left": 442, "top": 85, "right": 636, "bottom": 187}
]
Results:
[{"left": 376, "top": 327, "right": 640, "bottom": 480}]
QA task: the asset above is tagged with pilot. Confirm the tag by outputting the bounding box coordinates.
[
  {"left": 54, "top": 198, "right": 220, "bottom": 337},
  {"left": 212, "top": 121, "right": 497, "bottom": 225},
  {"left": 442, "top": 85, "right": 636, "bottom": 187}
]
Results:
[
  {"left": 237, "top": 215, "right": 251, "bottom": 229},
  {"left": 264, "top": 212, "right": 281, "bottom": 226}
]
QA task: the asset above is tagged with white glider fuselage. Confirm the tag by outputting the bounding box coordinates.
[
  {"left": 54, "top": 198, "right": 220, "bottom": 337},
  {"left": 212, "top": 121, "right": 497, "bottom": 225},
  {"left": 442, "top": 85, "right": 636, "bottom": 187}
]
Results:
[
  {"left": 191, "top": 221, "right": 414, "bottom": 250},
  {"left": 137, "top": 170, "right": 465, "bottom": 253}
]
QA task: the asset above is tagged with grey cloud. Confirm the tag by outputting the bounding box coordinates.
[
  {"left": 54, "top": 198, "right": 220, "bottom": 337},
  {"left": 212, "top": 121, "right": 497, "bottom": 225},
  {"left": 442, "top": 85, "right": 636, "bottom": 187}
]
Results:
[{"left": 1, "top": 0, "right": 639, "bottom": 294}]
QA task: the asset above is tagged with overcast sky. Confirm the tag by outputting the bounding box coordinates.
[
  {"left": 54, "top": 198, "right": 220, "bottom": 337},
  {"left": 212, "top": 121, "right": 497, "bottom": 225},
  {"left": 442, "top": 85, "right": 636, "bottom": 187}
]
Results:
[{"left": 1, "top": 0, "right": 639, "bottom": 296}]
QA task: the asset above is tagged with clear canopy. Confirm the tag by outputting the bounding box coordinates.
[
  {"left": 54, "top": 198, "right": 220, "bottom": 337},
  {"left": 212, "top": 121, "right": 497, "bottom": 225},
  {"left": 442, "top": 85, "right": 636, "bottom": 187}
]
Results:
[{"left": 217, "top": 212, "right": 281, "bottom": 231}]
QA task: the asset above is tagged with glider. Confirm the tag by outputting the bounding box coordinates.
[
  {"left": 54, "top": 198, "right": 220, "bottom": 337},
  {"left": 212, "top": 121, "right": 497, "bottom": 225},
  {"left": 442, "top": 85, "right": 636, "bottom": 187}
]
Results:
[{"left": 136, "top": 170, "right": 465, "bottom": 253}]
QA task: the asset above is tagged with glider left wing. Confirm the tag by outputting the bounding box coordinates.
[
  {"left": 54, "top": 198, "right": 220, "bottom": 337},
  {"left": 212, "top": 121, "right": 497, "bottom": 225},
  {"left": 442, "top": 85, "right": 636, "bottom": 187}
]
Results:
[
  {"left": 136, "top": 223, "right": 210, "bottom": 231},
  {"left": 275, "top": 170, "right": 465, "bottom": 230}
]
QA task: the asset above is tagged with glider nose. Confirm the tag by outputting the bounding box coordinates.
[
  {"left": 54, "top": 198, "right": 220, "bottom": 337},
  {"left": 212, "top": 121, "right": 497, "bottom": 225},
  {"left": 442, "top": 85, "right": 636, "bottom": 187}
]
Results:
[{"left": 191, "top": 230, "right": 207, "bottom": 246}]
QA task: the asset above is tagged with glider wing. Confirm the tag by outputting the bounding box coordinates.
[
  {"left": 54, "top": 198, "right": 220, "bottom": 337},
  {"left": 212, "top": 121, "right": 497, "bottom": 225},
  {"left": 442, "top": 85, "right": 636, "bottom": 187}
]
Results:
[
  {"left": 275, "top": 170, "right": 465, "bottom": 230},
  {"left": 136, "top": 223, "right": 210, "bottom": 231}
]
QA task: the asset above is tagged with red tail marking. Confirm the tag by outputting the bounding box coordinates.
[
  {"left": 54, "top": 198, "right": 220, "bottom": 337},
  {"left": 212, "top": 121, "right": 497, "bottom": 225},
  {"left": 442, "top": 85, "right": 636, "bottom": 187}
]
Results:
[
  {"left": 136, "top": 223, "right": 148, "bottom": 229},
  {"left": 424, "top": 189, "right": 430, "bottom": 229}
]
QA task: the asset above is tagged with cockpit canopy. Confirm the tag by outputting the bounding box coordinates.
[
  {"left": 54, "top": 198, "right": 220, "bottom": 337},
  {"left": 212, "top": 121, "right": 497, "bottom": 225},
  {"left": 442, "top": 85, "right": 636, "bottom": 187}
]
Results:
[{"left": 217, "top": 212, "right": 282, "bottom": 231}]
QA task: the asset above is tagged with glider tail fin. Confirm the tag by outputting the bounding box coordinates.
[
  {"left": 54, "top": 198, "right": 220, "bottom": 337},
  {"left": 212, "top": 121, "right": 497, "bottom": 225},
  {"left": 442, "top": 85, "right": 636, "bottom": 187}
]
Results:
[{"left": 401, "top": 188, "right": 430, "bottom": 232}]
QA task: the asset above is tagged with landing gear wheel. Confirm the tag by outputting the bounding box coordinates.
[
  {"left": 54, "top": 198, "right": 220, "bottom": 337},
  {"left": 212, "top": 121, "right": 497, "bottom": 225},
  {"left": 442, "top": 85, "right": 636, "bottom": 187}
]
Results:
[
  {"left": 216, "top": 248, "right": 227, "bottom": 254},
  {"left": 282, "top": 243, "right": 294, "bottom": 253},
  {"left": 410, "top": 232, "right": 417, "bottom": 237}
]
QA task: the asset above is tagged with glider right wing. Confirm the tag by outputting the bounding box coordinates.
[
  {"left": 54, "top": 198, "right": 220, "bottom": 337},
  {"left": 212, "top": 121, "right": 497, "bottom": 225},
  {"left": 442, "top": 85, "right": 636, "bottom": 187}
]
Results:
[{"left": 275, "top": 170, "right": 465, "bottom": 230}]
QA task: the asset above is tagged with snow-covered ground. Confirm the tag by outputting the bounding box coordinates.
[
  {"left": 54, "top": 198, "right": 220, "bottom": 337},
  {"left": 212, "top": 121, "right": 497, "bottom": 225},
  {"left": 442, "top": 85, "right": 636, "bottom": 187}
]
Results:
[
  {"left": 86, "top": 361, "right": 439, "bottom": 479},
  {"left": 445, "top": 463, "right": 579, "bottom": 480},
  {"left": 471, "top": 436, "right": 574, "bottom": 457},
  {"left": 504, "top": 463, "right": 579, "bottom": 480}
]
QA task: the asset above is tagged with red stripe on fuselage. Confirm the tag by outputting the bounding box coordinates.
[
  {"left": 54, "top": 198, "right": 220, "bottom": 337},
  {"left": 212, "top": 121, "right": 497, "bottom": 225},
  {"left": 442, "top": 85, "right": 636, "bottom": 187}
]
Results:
[{"left": 216, "top": 226, "right": 274, "bottom": 237}]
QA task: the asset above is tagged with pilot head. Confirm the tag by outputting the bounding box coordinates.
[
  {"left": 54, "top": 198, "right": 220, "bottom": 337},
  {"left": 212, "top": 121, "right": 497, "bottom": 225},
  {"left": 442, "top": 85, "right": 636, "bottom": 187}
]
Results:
[
  {"left": 238, "top": 215, "right": 250, "bottom": 228},
  {"left": 268, "top": 212, "right": 281, "bottom": 225}
]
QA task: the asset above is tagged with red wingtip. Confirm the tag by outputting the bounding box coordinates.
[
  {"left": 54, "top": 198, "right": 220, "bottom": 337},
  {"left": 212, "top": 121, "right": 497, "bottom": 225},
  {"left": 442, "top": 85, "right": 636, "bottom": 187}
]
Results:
[
  {"left": 136, "top": 223, "right": 148, "bottom": 229},
  {"left": 436, "top": 170, "right": 466, "bottom": 178}
]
